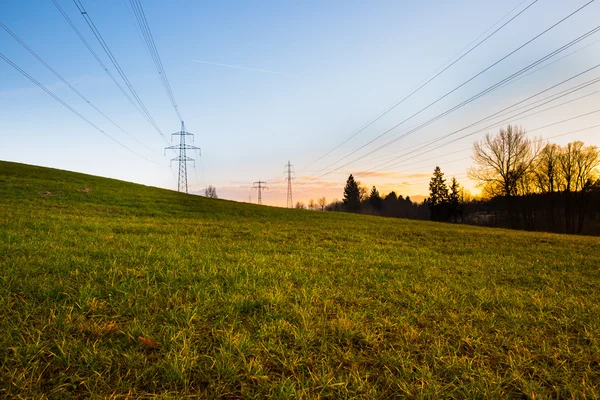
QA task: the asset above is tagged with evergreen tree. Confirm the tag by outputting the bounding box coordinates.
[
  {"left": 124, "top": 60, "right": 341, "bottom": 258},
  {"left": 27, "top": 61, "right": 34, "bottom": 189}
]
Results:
[
  {"left": 428, "top": 166, "right": 450, "bottom": 221},
  {"left": 382, "top": 191, "right": 398, "bottom": 217},
  {"left": 369, "top": 186, "right": 382, "bottom": 211},
  {"left": 343, "top": 174, "right": 361, "bottom": 213},
  {"left": 385, "top": 191, "right": 397, "bottom": 202},
  {"left": 448, "top": 177, "right": 462, "bottom": 222}
]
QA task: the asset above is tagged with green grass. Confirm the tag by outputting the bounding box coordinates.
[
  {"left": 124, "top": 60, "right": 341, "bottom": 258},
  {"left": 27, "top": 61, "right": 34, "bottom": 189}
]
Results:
[{"left": 1, "top": 160, "right": 600, "bottom": 399}]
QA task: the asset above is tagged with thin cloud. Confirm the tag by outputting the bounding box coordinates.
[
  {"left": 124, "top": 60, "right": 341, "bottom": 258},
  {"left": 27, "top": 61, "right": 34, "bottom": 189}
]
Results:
[
  {"left": 404, "top": 173, "right": 430, "bottom": 179},
  {"left": 296, "top": 175, "right": 339, "bottom": 188},
  {"left": 298, "top": 175, "right": 326, "bottom": 182},
  {"left": 192, "top": 60, "right": 313, "bottom": 79},
  {"left": 353, "top": 171, "right": 404, "bottom": 179}
]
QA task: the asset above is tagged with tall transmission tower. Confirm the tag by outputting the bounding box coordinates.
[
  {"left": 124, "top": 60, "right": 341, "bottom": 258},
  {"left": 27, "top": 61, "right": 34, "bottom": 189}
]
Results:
[
  {"left": 165, "top": 121, "right": 200, "bottom": 193},
  {"left": 252, "top": 180, "right": 268, "bottom": 205},
  {"left": 284, "top": 161, "right": 295, "bottom": 208}
]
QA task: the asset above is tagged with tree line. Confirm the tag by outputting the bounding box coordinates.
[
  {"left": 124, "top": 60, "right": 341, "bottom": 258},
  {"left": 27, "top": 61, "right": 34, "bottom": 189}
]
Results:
[
  {"left": 311, "top": 174, "right": 430, "bottom": 219},
  {"left": 464, "top": 125, "right": 600, "bottom": 234},
  {"left": 322, "top": 125, "right": 600, "bottom": 235}
]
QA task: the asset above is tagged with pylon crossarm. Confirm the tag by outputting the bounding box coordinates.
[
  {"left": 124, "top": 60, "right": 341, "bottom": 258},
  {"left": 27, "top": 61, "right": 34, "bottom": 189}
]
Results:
[
  {"left": 170, "top": 156, "right": 195, "bottom": 162},
  {"left": 165, "top": 144, "right": 200, "bottom": 150},
  {"left": 171, "top": 131, "right": 194, "bottom": 136}
]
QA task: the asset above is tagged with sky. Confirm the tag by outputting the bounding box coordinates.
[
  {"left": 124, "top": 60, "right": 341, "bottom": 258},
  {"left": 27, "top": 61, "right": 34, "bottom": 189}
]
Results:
[{"left": 1, "top": 0, "right": 600, "bottom": 207}]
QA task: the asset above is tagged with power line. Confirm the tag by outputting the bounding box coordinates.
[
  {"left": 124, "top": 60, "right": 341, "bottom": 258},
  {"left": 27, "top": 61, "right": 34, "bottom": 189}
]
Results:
[
  {"left": 70, "top": 0, "right": 163, "bottom": 130},
  {"left": 384, "top": 81, "right": 600, "bottom": 172},
  {"left": 197, "top": 156, "right": 207, "bottom": 192},
  {"left": 386, "top": 106, "right": 600, "bottom": 177},
  {"left": 293, "top": 105, "right": 600, "bottom": 196},
  {"left": 366, "top": 38, "right": 600, "bottom": 169},
  {"left": 299, "top": 0, "right": 538, "bottom": 172},
  {"left": 64, "top": 0, "right": 167, "bottom": 141},
  {"left": 357, "top": 58, "right": 596, "bottom": 171},
  {"left": 190, "top": 164, "right": 202, "bottom": 193},
  {"left": 296, "top": 120, "right": 600, "bottom": 194},
  {"left": 367, "top": 67, "right": 600, "bottom": 172},
  {"left": 311, "top": 18, "right": 600, "bottom": 179},
  {"left": 51, "top": 0, "right": 168, "bottom": 143},
  {"left": 494, "top": 37, "right": 600, "bottom": 92},
  {"left": 307, "top": 1, "right": 597, "bottom": 179},
  {"left": 371, "top": 146, "right": 473, "bottom": 172},
  {"left": 126, "top": 0, "right": 182, "bottom": 121},
  {"left": 121, "top": 0, "right": 200, "bottom": 191},
  {"left": 544, "top": 123, "right": 600, "bottom": 141},
  {"left": 374, "top": 122, "right": 600, "bottom": 189},
  {"left": 0, "top": 51, "right": 163, "bottom": 166},
  {"left": 0, "top": 20, "right": 159, "bottom": 156}
]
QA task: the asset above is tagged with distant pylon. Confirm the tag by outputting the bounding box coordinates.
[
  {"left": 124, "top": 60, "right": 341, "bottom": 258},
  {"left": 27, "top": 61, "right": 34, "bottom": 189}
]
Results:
[
  {"left": 252, "top": 180, "right": 268, "bottom": 205},
  {"left": 285, "top": 161, "right": 295, "bottom": 208},
  {"left": 165, "top": 121, "right": 200, "bottom": 194}
]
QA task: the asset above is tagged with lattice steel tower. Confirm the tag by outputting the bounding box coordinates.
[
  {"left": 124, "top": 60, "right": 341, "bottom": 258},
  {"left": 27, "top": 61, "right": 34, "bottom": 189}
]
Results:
[
  {"left": 252, "top": 180, "right": 268, "bottom": 205},
  {"left": 285, "top": 161, "right": 294, "bottom": 208},
  {"left": 165, "top": 121, "right": 200, "bottom": 193}
]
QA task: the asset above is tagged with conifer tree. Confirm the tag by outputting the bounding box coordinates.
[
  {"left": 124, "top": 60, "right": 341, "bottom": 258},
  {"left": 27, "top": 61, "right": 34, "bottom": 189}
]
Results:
[
  {"left": 369, "top": 186, "right": 382, "bottom": 211},
  {"left": 428, "top": 166, "right": 449, "bottom": 221},
  {"left": 449, "top": 177, "right": 462, "bottom": 222},
  {"left": 343, "top": 174, "right": 361, "bottom": 213}
]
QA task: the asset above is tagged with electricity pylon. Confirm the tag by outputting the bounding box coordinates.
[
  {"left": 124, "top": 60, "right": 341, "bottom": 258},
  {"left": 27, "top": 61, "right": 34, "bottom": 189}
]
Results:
[
  {"left": 165, "top": 121, "right": 200, "bottom": 193},
  {"left": 252, "top": 180, "right": 268, "bottom": 205},
  {"left": 285, "top": 161, "right": 294, "bottom": 208}
]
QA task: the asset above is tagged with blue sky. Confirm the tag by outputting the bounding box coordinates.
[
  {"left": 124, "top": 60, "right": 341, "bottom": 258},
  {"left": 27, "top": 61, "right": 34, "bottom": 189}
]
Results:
[{"left": 1, "top": 0, "right": 600, "bottom": 206}]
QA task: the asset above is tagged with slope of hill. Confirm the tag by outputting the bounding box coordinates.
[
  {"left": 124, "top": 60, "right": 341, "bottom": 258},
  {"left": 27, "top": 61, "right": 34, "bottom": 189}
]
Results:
[{"left": 1, "top": 160, "right": 599, "bottom": 398}]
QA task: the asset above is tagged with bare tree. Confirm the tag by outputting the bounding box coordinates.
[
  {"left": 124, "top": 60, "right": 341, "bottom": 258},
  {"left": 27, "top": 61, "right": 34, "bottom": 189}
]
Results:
[
  {"left": 204, "top": 185, "right": 218, "bottom": 198},
  {"left": 358, "top": 185, "right": 369, "bottom": 202},
  {"left": 308, "top": 199, "right": 316, "bottom": 210},
  {"left": 576, "top": 144, "right": 600, "bottom": 190},
  {"left": 295, "top": 201, "right": 305, "bottom": 209},
  {"left": 469, "top": 125, "right": 541, "bottom": 197},
  {"left": 557, "top": 141, "right": 600, "bottom": 233},
  {"left": 461, "top": 188, "right": 476, "bottom": 203},
  {"left": 534, "top": 143, "right": 561, "bottom": 193},
  {"left": 318, "top": 197, "right": 327, "bottom": 211},
  {"left": 558, "top": 141, "right": 600, "bottom": 192}
]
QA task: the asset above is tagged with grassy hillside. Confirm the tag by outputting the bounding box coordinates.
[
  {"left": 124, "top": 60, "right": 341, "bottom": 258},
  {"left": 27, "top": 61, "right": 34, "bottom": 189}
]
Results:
[{"left": 1, "top": 160, "right": 599, "bottom": 399}]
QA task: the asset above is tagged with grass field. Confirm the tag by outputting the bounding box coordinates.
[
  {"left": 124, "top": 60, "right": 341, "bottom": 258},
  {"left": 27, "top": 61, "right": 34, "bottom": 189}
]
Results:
[{"left": 1, "top": 160, "right": 600, "bottom": 399}]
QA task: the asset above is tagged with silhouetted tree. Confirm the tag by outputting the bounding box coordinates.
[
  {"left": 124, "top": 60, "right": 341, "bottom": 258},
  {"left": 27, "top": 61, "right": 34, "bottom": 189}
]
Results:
[
  {"left": 428, "top": 166, "right": 449, "bottom": 221},
  {"left": 359, "top": 185, "right": 369, "bottom": 203},
  {"left": 448, "top": 177, "right": 462, "bottom": 222},
  {"left": 557, "top": 141, "right": 599, "bottom": 193},
  {"left": 295, "top": 201, "right": 305, "bottom": 209},
  {"left": 325, "top": 199, "right": 344, "bottom": 212},
  {"left": 385, "top": 191, "right": 397, "bottom": 202},
  {"left": 534, "top": 143, "right": 560, "bottom": 194},
  {"left": 204, "top": 185, "right": 218, "bottom": 198},
  {"left": 381, "top": 191, "right": 397, "bottom": 217},
  {"left": 369, "top": 186, "right": 383, "bottom": 212},
  {"left": 343, "top": 174, "right": 361, "bottom": 212},
  {"left": 533, "top": 144, "right": 561, "bottom": 229},
  {"left": 557, "top": 141, "right": 600, "bottom": 233},
  {"left": 469, "top": 125, "right": 541, "bottom": 197},
  {"left": 308, "top": 199, "right": 316, "bottom": 210},
  {"left": 318, "top": 197, "right": 327, "bottom": 211}
]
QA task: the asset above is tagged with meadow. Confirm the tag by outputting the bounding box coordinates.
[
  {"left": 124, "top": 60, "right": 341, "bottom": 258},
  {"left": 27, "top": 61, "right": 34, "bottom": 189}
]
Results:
[{"left": 1, "top": 160, "right": 599, "bottom": 398}]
